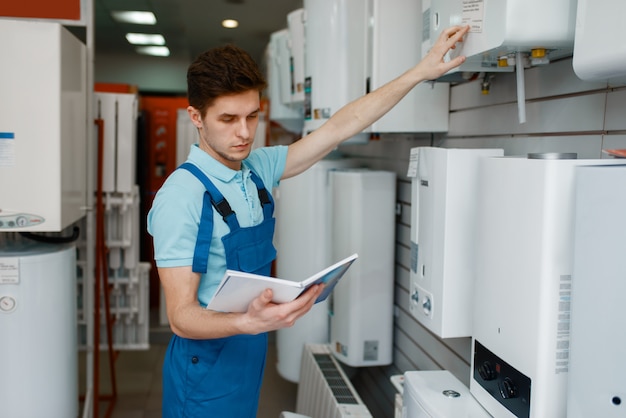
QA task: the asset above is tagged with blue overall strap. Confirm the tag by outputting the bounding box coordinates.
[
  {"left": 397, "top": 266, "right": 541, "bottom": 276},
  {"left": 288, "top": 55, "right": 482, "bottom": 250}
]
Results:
[
  {"left": 249, "top": 171, "right": 274, "bottom": 220},
  {"left": 178, "top": 162, "right": 240, "bottom": 273}
]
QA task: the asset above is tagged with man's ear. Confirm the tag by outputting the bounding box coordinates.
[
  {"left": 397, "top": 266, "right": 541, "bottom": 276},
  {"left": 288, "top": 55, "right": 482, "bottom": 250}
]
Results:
[{"left": 187, "top": 106, "right": 203, "bottom": 128}]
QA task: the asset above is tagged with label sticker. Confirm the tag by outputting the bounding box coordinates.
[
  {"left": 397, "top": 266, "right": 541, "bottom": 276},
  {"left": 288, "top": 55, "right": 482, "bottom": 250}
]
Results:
[
  {"left": 0, "top": 132, "right": 16, "bottom": 167},
  {"left": 0, "top": 258, "right": 19, "bottom": 284},
  {"left": 462, "top": 0, "right": 484, "bottom": 33},
  {"left": 406, "top": 147, "right": 420, "bottom": 178}
]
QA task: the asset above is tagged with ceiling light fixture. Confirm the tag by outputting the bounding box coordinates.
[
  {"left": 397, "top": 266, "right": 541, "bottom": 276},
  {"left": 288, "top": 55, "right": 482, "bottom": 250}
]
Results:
[
  {"left": 222, "top": 19, "right": 239, "bottom": 29},
  {"left": 136, "top": 46, "right": 171, "bottom": 57},
  {"left": 111, "top": 11, "right": 157, "bottom": 25},
  {"left": 125, "top": 33, "right": 166, "bottom": 45}
]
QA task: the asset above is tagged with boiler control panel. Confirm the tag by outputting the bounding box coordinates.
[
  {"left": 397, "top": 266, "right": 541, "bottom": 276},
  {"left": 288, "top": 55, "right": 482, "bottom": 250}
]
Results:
[
  {"left": 0, "top": 213, "right": 45, "bottom": 229},
  {"left": 473, "top": 339, "right": 532, "bottom": 418}
]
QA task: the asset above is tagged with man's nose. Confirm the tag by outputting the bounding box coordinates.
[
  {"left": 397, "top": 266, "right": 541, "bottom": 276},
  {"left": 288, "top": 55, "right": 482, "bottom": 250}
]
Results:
[{"left": 236, "top": 118, "right": 250, "bottom": 139}]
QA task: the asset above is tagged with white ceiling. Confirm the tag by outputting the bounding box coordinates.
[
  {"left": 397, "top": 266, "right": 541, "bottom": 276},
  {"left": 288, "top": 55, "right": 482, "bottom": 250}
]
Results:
[{"left": 95, "top": 0, "right": 304, "bottom": 65}]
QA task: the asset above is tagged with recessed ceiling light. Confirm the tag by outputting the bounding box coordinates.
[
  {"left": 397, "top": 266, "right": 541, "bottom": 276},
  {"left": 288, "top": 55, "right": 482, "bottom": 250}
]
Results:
[
  {"left": 222, "top": 19, "right": 239, "bottom": 29},
  {"left": 136, "top": 46, "right": 170, "bottom": 57},
  {"left": 111, "top": 11, "right": 157, "bottom": 25},
  {"left": 125, "top": 33, "right": 166, "bottom": 45}
]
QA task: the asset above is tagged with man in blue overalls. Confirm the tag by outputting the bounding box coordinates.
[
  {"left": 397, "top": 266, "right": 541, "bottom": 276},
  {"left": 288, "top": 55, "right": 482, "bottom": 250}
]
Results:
[{"left": 148, "top": 25, "right": 469, "bottom": 418}]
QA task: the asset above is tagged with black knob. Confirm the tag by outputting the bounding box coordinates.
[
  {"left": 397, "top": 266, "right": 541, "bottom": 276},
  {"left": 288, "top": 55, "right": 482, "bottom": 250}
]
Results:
[
  {"left": 500, "top": 377, "right": 518, "bottom": 399},
  {"left": 478, "top": 361, "right": 497, "bottom": 381}
]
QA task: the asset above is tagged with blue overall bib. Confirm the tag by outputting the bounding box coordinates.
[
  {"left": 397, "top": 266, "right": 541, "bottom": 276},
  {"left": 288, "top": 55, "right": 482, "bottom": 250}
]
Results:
[{"left": 162, "top": 162, "right": 277, "bottom": 418}]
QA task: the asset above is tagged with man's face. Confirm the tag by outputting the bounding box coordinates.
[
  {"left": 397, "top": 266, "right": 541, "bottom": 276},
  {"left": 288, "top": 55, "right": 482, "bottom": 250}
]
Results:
[{"left": 192, "top": 90, "right": 261, "bottom": 170}]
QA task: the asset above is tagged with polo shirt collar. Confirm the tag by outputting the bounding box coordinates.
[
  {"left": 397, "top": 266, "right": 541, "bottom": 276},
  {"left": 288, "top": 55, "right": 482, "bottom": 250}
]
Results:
[{"left": 188, "top": 144, "right": 251, "bottom": 182}]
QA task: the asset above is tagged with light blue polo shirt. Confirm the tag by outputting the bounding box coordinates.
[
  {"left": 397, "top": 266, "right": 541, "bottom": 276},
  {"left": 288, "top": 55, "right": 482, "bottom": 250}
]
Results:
[{"left": 147, "top": 144, "right": 288, "bottom": 305}]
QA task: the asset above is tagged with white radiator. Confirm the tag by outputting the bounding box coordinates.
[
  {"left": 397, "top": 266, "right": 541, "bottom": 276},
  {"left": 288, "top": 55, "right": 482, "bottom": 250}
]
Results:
[{"left": 295, "top": 344, "right": 373, "bottom": 418}]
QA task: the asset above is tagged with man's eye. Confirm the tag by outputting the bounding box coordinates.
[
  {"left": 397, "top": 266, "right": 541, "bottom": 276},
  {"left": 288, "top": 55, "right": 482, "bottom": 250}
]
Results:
[{"left": 247, "top": 114, "right": 258, "bottom": 120}]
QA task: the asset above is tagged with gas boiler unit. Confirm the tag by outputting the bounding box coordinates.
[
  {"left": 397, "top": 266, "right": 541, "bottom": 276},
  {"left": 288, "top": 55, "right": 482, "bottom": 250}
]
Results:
[{"left": 470, "top": 153, "right": 624, "bottom": 418}]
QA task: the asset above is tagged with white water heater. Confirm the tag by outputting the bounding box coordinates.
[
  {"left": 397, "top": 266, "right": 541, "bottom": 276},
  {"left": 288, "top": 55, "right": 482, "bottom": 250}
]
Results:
[
  {"left": 422, "top": 0, "right": 577, "bottom": 76},
  {"left": 567, "top": 165, "right": 626, "bottom": 418},
  {"left": 369, "top": 0, "right": 450, "bottom": 133},
  {"left": 408, "top": 147, "right": 503, "bottom": 338},
  {"left": 0, "top": 19, "right": 87, "bottom": 232},
  {"left": 471, "top": 154, "right": 624, "bottom": 418},
  {"left": 287, "top": 8, "right": 306, "bottom": 105},
  {"left": 403, "top": 371, "right": 492, "bottom": 417},
  {"left": 267, "top": 29, "right": 304, "bottom": 133},
  {"left": 329, "top": 169, "right": 396, "bottom": 367},
  {"left": 302, "top": 0, "right": 370, "bottom": 143},
  {"left": 573, "top": 0, "right": 626, "bottom": 85},
  {"left": 304, "top": 0, "right": 449, "bottom": 138},
  {"left": 0, "top": 242, "right": 78, "bottom": 418},
  {"left": 95, "top": 92, "right": 138, "bottom": 194},
  {"left": 274, "top": 157, "right": 359, "bottom": 382}
]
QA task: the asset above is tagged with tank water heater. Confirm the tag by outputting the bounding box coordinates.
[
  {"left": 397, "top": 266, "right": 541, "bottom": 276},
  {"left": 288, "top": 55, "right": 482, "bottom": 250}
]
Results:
[
  {"left": 369, "top": 0, "right": 450, "bottom": 133},
  {"left": 329, "top": 169, "right": 396, "bottom": 367},
  {"left": 274, "top": 157, "right": 359, "bottom": 382},
  {"left": 95, "top": 92, "right": 138, "bottom": 194},
  {"left": 303, "top": 0, "right": 450, "bottom": 141},
  {"left": 573, "top": 0, "right": 626, "bottom": 85},
  {"left": 267, "top": 29, "right": 304, "bottom": 133},
  {"left": 302, "top": 0, "right": 370, "bottom": 143},
  {"left": 422, "top": 0, "right": 576, "bottom": 123},
  {"left": 0, "top": 243, "right": 78, "bottom": 418},
  {"left": 422, "top": 0, "right": 577, "bottom": 75},
  {"left": 287, "top": 8, "right": 306, "bottom": 105},
  {"left": 471, "top": 154, "right": 624, "bottom": 418},
  {"left": 408, "top": 147, "right": 503, "bottom": 339},
  {"left": 567, "top": 165, "right": 626, "bottom": 418},
  {"left": 0, "top": 19, "right": 87, "bottom": 232}
]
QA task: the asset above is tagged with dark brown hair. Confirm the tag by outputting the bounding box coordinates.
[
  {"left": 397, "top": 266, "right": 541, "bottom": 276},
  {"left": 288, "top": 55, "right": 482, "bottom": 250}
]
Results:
[{"left": 187, "top": 44, "right": 267, "bottom": 116}]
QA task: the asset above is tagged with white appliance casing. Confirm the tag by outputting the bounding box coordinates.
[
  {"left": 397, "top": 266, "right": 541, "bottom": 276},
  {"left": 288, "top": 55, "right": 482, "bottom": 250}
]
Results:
[
  {"left": 303, "top": 0, "right": 450, "bottom": 139},
  {"left": 267, "top": 29, "right": 304, "bottom": 134},
  {"left": 0, "top": 243, "right": 78, "bottom": 418},
  {"left": 329, "top": 169, "right": 396, "bottom": 367},
  {"left": 287, "top": 8, "right": 306, "bottom": 104},
  {"left": 409, "top": 147, "right": 503, "bottom": 338},
  {"left": 471, "top": 156, "right": 625, "bottom": 418},
  {"left": 567, "top": 165, "right": 626, "bottom": 418},
  {"left": 370, "top": 0, "right": 450, "bottom": 133},
  {"left": 274, "top": 158, "right": 359, "bottom": 382},
  {"left": 302, "top": 0, "right": 370, "bottom": 142},
  {"left": 573, "top": 0, "right": 626, "bottom": 85},
  {"left": 403, "top": 371, "right": 491, "bottom": 418},
  {"left": 422, "top": 0, "right": 577, "bottom": 75},
  {"left": 95, "top": 92, "right": 138, "bottom": 193},
  {"left": 0, "top": 19, "right": 87, "bottom": 232}
]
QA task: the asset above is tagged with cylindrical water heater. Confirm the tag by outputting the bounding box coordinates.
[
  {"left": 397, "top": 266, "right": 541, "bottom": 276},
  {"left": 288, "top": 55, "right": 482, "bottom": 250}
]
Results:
[
  {"left": 329, "top": 168, "right": 396, "bottom": 367},
  {"left": 286, "top": 8, "right": 306, "bottom": 105},
  {"left": 302, "top": 0, "right": 370, "bottom": 143},
  {"left": 274, "top": 157, "right": 358, "bottom": 382},
  {"left": 0, "top": 242, "right": 78, "bottom": 418},
  {"left": 267, "top": 29, "right": 304, "bottom": 133}
]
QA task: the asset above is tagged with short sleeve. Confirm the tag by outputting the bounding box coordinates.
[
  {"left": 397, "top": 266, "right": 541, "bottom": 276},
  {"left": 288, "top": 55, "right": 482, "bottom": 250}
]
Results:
[{"left": 147, "top": 172, "right": 204, "bottom": 268}]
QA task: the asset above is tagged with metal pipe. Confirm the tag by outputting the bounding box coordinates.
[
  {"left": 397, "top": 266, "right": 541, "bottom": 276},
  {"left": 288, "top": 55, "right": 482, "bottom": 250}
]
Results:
[{"left": 515, "top": 52, "right": 527, "bottom": 124}]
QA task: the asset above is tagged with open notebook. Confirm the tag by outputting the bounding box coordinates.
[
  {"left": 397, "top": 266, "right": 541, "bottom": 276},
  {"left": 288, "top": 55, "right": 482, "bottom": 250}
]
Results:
[{"left": 206, "top": 253, "right": 358, "bottom": 313}]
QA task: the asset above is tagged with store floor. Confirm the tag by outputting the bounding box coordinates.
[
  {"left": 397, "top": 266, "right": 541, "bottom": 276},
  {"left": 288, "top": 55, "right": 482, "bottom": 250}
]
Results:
[{"left": 81, "top": 315, "right": 298, "bottom": 418}]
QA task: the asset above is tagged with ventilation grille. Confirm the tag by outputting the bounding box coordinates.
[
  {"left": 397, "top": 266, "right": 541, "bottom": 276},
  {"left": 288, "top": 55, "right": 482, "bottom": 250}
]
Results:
[
  {"left": 314, "top": 354, "right": 358, "bottom": 404},
  {"left": 295, "top": 344, "right": 372, "bottom": 418}
]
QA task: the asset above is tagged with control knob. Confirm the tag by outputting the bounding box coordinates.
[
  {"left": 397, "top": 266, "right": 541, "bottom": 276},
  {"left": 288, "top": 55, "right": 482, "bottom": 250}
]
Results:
[
  {"left": 499, "top": 377, "right": 519, "bottom": 399},
  {"left": 478, "top": 361, "right": 497, "bottom": 381}
]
